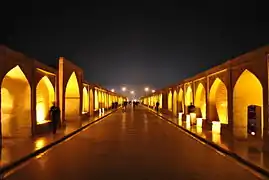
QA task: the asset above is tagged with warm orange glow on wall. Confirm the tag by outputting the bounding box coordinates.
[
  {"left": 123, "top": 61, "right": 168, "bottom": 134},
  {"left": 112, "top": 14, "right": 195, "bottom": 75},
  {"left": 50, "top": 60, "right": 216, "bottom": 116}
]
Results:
[
  {"left": 36, "top": 76, "right": 55, "bottom": 124},
  {"left": 65, "top": 72, "right": 80, "bottom": 120},
  {"left": 159, "top": 94, "right": 162, "bottom": 108},
  {"left": 98, "top": 91, "right": 102, "bottom": 108},
  {"left": 212, "top": 121, "right": 221, "bottom": 134},
  {"left": 178, "top": 88, "right": 184, "bottom": 113},
  {"left": 168, "top": 91, "right": 172, "bottom": 111},
  {"left": 1, "top": 65, "right": 31, "bottom": 137},
  {"left": 233, "top": 70, "right": 263, "bottom": 139},
  {"left": 108, "top": 94, "right": 112, "bottom": 108},
  {"left": 209, "top": 78, "right": 228, "bottom": 124},
  {"left": 82, "top": 87, "right": 89, "bottom": 114},
  {"left": 195, "top": 83, "right": 206, "bottom": 119},
  {"left": 173, "top": 90, "right": 177, "bottom": 116},
  {"left": 89, "top": 89, "right": 94, "bottom": 114},
  {"left": 94, "top": 90, "right": 98, "bottom": 110},
  {"left": 185, "top": 86, "right": 193, "bottom": 106}
]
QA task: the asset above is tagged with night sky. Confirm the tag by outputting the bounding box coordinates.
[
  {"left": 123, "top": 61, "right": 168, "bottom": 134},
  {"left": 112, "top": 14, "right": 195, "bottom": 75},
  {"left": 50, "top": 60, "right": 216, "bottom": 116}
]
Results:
[{"left": 1, "top": 1, "right": 269, "bottom": 98}]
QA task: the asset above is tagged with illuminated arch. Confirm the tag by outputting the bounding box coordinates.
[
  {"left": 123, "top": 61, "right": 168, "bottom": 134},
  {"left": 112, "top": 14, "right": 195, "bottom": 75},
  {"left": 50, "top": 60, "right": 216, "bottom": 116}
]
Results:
[
  {"left": 94, "top": 90, "right": 99, "bottom": 110},
  {"left": 65, "top": 72, "right": 80, "bottom": 120},
  {"left": 159, "top": 94, "right": 163, "bottom": 108},
  {"left": 89, "top": 89, "right": 94, "bottom": 115},
  {"left": 209, "top": 78, "right": 228, "bottom": 124},
  {"left": 82, "top": 87, "right": 89, "bottom": 114},
  {"left": 173, "top": 90, "right": 177, "bottom": 116},
  {"left": 150, "top": 96, "right": 154, "bottom": 106},
  {"left": 177, "top": 88, "right": 184, "bottom": 113},
  {"left": 168, "top": 91, "right": 172, "bottom": 111},
  {"left": 101, "top": 92, "right": 105, "bottom": 108},
  {"left": 195, "top": 83, "right": 206, "bottom": 119},
  {"left": 98, "top": 91, "right": 102, "bottom": 108},
  {"left": 233, "top": 70, "right": 263, "bottom": 138},
  {"left": 1, "top": 65, "right": 31, "bottom": 137},
  {"left": 185, "top": 86, "right": 193, "bottom": 106},
  {"left": 108, "top": 94, "right": 112, "bottom": 108},
  {"left": 36, "top": 76, "right": 55, "bottom": 124}
]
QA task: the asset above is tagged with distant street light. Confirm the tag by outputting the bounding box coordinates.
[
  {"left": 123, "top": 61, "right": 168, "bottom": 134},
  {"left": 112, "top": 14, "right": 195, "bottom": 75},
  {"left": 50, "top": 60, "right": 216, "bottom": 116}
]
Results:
[
  {"left": 122, "top": 87, "right": 126, "bottom": 91},
  {"left": 130, "top": 91, "right": 134, "bottom": 94},
  {"left": 144, "top": 87, "right": 149, "bottom": 92},
  {"left": 111, "top": 89, "right": 115, "bottom": 92},
  {"left": 152, "top": 90, "right": 155, "bottom": 93}
]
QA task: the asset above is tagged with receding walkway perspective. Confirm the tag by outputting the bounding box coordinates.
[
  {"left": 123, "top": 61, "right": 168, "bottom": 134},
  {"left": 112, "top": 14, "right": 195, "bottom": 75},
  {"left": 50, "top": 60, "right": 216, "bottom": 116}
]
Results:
[{"left": 3, "top": 106, "right": 265, "bottom": 180}]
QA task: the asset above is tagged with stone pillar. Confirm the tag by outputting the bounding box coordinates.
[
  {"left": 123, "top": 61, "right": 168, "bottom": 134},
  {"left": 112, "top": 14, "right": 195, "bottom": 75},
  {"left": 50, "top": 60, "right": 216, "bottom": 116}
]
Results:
[{"left": 227, "top": 67, "right": 234, "bottom": 131}]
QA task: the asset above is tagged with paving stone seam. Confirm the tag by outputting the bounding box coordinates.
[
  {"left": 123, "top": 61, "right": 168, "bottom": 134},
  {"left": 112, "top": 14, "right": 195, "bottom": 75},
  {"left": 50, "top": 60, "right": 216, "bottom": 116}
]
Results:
[
  {"left": 0, "top": 108, "right": 120, "bottom": 175},
  {"left": 147, "top": 107, "right": 269, "bottom": 178}
]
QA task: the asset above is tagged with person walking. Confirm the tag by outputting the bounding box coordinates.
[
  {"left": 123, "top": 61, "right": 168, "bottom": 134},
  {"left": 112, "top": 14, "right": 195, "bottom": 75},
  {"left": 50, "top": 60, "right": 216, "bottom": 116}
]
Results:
[
  {"left": 50, "top": 102, "right": 61, "bottom": 134},
  {"left": 156, "top": 102, "right": 160, "bottom": 112}
]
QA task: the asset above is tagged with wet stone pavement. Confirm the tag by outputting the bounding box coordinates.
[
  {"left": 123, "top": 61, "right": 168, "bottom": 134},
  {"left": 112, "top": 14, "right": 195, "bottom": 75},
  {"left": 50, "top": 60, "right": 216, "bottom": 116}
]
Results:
[
  {"left": 2, "top": 106, "right": 267, "bottom": 180},
  {"left": 0, "top": 110, "right": 115, "bottom": 170}
]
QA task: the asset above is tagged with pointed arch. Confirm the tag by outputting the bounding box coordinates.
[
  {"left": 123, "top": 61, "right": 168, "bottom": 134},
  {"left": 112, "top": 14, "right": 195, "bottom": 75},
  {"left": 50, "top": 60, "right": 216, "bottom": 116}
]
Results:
[
  {"left": 209, "top": 78, "right": 228, "bottom": 124},
  {"left": 168, "top": 91, "right": 173, "bottom": 111},
  {"left": 65, "top": 72, "right": 80, "bottom": 120},
  {"left": 159, "top": 94, "right": 163, "bottom": 109},
  {"left": 1, "top": 65, "right": 31, "bottom": 137},
  {"left": 195, "top": 83, "right": 206, "bottom": 118},
  {"left": 233, "top": 69, "right": 263, "bottom": 138},
  {"left": 185, "top": 86, "right": 193, "bottom": 106},
  {"left": 89, "top": 89, "right": 94, "bottom": 115},
  {"left": 94, "top": 90, "right": 99, "bottom": 110},
  {"left": 82, "top": 87, "right": 89, "bottom": 114},
  {"left": 177, "top": 88, "right": 184, "bottom": 113},
  {"left": 98, "top": 91, "right": 102, "bottom": 108},
  {"left": 173, "top": 90, "right": 177, "bottom": 116},
  {"left": 36, "top": 76, "right": 55, "bottom": 124}
]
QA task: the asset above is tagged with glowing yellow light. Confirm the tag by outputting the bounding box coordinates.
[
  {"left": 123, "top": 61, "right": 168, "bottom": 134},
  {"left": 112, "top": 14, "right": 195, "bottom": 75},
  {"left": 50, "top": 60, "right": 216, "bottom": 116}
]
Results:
[
  {"left": 168, "top": 91, "right": 172, "bottom": 111},
  {"left": 195, "top": 83, "right": 206, "bottom": 119},
  {"left": 185, "top": 86, "right": 193, "bottom": 106},
  {"left": 1, "top": 65, "right": 32, "bottom": 137},
  {"left": 178, "top": 119, "right": 182, "bottom": 126},
  {"left": 197, "top": 118, "right": 203, "bottom": 128},
  {"left": 82, "top": 87, "right": 89, "bottom": 113},
  {"left": 36, "top": 76, "right": 54, "bottom": 125},
  {"left": 65, "top": 72, "right": 80, "bottom": 119},
  {"left": 35, "top": 139, "right": 46, "bottom": 150},
  {"left": 36, "top": 102, "right": 46, "bottom": 124},
  {"left": 209, "top": 78, "right": 228, "bottom": 124},
  {"left": 186, "top": 115, "right": 191, "bottom": 129},
  {"left": 196, "top": 126, "right": 203, "bottom": 134},
  {"left": 233, "top": 69, "right": 263, "bottom": 139},
  {"left": 212, "top": 133, "right": 221, "bottom": 144},
  {"left": 190, "top": 112, "right": 196, "bottom": 125},
  {"left": 173, "top": 90, "right": 177, "bottom": 116},
  {"left": 178, "top": 112, "right": 183, "bottom": 121},
  {"left": 212, "top": 121, "right": 221, "bottom": 134}
]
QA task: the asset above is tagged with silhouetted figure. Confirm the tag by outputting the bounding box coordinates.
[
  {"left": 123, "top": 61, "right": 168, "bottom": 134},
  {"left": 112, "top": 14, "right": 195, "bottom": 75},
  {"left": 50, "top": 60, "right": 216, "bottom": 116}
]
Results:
[
  {"left": 50, "top": 102, "right": 61, "bottom": 134},
  {"left": 123, "top": 101, "right": 128, "bottom": 112},
  {"left": 187, "top": 103, "right": 196, "bottom": 114},
  {"left": 133, "top": 101, "right": 136, "bottom": 110},
  {"left": 156, "top": 102, "right": 160, "bottom": 112}
]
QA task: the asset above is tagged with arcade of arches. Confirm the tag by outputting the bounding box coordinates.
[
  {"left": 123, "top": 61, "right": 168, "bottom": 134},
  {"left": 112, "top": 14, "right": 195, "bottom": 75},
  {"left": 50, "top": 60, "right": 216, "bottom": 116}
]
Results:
[{"left": 142, "top": 67, "right": 266, "bottom": 141}]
